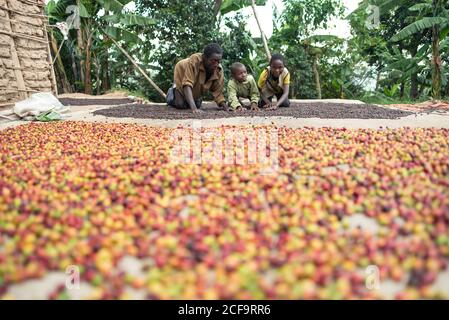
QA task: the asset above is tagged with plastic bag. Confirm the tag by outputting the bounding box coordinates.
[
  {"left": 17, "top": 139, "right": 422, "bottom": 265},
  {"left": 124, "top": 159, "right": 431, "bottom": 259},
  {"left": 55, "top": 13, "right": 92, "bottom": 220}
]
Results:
[
  {"left": 36, "top": 110, "right": 63, "bottom": 122},
  {"left": 13, "top": 92, "right": 70, "bottom": 120}
]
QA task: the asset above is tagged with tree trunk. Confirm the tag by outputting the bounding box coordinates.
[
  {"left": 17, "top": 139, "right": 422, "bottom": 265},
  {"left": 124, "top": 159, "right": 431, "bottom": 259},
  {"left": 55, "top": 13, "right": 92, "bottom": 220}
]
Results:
[
  {"left": 50, "top": 31, "right": 72, "bottom": 93},
  {"left": 419, "top": 84, "right": 425, "bottom": 96},
  {"left": 431, "top": 25, "right": 442, "bottom": 100},
  {"left": 375, "top": 68, "right": 381, "bottom": 91},
  {"left": 251, "top": 0, "right": 271, "bottom": 61},
  {"left": 84, "top": 33, "right": 93, "bottom": 95},
  {"left": 213, "top": 0, "right": 222, "bottom": 17},
  {"left": 400, "top": 81, "right": 405, "bottom": 98},
  {"left": 312, "top": 56, "right": 321, "bottom": 99},
  {"left": 409, "top": 44, "right": 419, "bottom": 100},
  {"left": 102, "top": 53, "right": 110, "bottom": 92},
  {"left": 410, "top": 72, "right": 419, "bottom": 100},
  {"left": 431, "top": 0, "right": 442, "bottom": 100},
  {"left": 96, "top": 67, "right": 101, "bottom": 95},
  {"left": 92, "top": 52, "right": 101, "bottom": 95},
  {"left": 77, "top": 32, "right": 85, "bottom": 85}
]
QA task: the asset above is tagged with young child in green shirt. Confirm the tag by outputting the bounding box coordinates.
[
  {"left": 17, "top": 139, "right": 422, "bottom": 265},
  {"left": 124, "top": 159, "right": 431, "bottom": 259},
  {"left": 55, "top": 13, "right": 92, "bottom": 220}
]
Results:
[{"left": 227, "top": 62, "right": 260, "bottom": 112}]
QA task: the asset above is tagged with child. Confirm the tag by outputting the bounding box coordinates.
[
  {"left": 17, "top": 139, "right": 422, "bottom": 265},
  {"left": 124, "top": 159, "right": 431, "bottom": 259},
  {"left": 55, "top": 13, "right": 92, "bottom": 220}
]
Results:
[
  {"left": 258, "top": 54, "right": 290, "bottom": 110},
  {"left": 227, "top": 62, "right": 260, "bottom": 112}
]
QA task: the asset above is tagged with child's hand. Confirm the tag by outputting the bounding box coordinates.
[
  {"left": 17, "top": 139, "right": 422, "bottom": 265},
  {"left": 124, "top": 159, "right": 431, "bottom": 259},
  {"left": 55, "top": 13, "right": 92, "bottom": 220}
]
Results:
[
  {"left": 268, "top": 103, "right": 278, "bottom": 110},
  {"left": 250, "top": 102, "right": 259, "bottom": 111},
  {"left": 235, "top": 106, "right": 244, "bottom": 112},
  {"left": 262, "top": 102, "right": 271, "bottom": 109},
  {"left": 218, "top": 102, "right": 229, "bottom": 111}
]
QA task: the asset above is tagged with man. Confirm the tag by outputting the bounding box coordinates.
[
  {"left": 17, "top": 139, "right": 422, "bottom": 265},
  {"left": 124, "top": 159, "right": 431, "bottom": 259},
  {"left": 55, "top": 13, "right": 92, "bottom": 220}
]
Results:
[{"left": 167, "top": 43, "right": 227, "bottom": 113}]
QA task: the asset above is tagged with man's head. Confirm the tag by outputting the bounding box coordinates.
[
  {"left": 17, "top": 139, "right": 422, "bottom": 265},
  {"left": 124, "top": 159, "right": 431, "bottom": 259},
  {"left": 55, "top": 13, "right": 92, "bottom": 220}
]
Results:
[
  {"left": 230, "top": 62, "right": 248, "bottom": 82},
  {"left": 270, "top": 53, "right": 285, "bottom": 78},
  {"left": 203, "top": 43, "right": 223, "bottom": 73}
]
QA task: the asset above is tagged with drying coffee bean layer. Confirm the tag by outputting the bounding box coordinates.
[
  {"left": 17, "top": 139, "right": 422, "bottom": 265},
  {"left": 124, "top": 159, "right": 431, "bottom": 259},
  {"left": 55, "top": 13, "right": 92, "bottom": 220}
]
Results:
[
  {"left": 93, "top": 103, "right": 413, "bottom": 120},
  {"left": 0, "top": 122, "right": 448, "bottom": 299}
]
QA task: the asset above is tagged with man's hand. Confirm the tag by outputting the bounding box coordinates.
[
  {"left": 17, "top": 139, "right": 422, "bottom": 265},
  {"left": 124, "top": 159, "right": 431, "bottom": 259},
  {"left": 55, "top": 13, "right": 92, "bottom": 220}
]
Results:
[
  {"left": 235, "top": 105, "right": 244, "bottom": 112},
  {"left": 218, "top": 102, "right": 229, "bottom": 111},
  {"left": 250, "top": 102, "right": 259, "bottom": 111},
  {"left": 192, "top": 108, "right": 204, "bottom": 114}
]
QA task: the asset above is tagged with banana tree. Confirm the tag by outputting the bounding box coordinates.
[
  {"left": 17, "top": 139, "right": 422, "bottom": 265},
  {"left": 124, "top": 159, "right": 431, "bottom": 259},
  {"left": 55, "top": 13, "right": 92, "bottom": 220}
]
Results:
[
  {"left": 441, "top": 37, "right": 449, "bottom": 96},
  {"left": 391, "top": 0, "right": 449, "bottom": 99},
  {"left": 46, "top": 0, "right": 157, "bottom": 95},
  {"left": 82, "top": 0, "right": 157, "bottom": 94},
  {"left": 381, "top": 44, "right": 430, "bottom": 98},
  {"left": 350, "top": 0, "right": 433, "bottom": 99}
]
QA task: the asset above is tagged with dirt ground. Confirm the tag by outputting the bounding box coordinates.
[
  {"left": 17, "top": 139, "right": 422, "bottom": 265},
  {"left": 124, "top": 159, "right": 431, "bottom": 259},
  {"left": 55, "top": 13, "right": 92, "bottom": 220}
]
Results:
[
  {"left": 59, "top": 98, "right": 134, "bottom": 106},
  {"left": 388, "top": 100, "right": 449, "bottom": 113},
  {"left": 56, "top": 92, "right": 132, "bottom": 100}
]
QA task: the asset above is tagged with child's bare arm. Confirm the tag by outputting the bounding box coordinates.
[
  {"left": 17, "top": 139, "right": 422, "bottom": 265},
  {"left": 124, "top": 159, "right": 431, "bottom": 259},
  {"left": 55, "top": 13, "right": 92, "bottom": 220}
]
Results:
[
  {"left": 275, "top": 84, "right": 290, "bottom": 108},
  {"left": 260, "top": 92, "right": 271, "bottom": 107}
]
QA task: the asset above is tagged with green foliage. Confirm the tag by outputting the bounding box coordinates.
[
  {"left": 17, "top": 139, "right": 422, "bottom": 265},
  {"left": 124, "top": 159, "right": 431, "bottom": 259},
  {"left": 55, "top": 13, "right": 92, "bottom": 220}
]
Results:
[
  {"left": 219, "top": 13, "right": 262, "bottom": 79},
  {"left": 350, "top": 0, "right": 449, "bottom": 100},
  {"left": 282, "top": 45, "right": 316, "bottom": 99},
  {"left": 220, "top": 0, "right": 267, "bottom": 15},
  {"left": 392, "top": 17, "right": 448, "bottom": 42},
  {"left": 98, "top": 0, "right": 132, "bottom": 12},
  {"left": 278, "top": 0, "right": 345, "bottom": 38},
  {"left": 46, "top": 0, "right": 449, "bottom": 102}
]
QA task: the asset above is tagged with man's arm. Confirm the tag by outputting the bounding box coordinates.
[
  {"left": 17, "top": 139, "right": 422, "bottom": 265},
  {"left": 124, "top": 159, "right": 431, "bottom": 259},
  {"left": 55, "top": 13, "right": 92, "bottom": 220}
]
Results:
[
  {"left": 210, "top": 72, "right": 226, "bottom": 108},
  {"left": 182, "top": 59, "right": 202, "bottom": 112},
  {"left": 183, "top": 86, "right": 201, "bottom": 113}
]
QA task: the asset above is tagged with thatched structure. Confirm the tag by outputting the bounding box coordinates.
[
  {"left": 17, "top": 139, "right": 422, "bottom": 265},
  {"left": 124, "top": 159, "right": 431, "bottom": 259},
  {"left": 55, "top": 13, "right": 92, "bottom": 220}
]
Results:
[{"left": 0, "top": 0, "right": 56, "bottom": 107}]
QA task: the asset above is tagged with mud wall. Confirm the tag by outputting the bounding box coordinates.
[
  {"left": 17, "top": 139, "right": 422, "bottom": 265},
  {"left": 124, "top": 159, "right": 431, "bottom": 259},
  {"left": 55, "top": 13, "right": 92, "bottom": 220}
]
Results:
[{"left": 0, "top": 0, "right": 56, "bottom": 106}]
